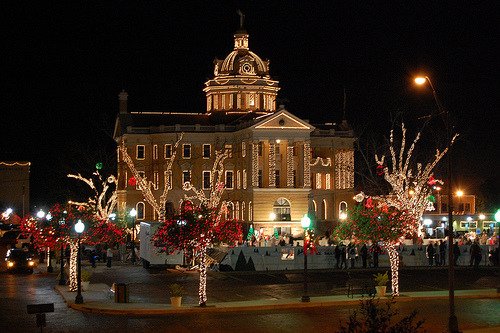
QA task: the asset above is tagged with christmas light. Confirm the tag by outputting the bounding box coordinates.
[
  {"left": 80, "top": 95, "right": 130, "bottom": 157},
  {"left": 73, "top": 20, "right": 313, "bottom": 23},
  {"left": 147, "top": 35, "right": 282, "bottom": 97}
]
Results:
[{"left": 119, "top": 134, "right": 183, "bottom": 221}]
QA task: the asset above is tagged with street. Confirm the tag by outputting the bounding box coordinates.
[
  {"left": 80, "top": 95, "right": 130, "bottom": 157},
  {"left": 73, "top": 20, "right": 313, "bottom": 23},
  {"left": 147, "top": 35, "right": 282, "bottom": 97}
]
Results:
[{"left": 0, "top": 245, "right": 499, "bottom": 332}]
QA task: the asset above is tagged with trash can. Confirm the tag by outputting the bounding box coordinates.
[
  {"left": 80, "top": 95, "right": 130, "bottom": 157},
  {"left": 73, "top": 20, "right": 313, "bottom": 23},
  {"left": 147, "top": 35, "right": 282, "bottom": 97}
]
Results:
[{"left": 114, "top": 283, "right": 129, "bottom": 303}]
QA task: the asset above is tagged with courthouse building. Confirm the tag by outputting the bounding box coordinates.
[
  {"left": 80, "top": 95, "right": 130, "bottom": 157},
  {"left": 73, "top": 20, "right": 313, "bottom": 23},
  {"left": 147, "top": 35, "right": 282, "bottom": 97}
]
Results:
[{"left": 114, "top": 28, "right": 356, "bottom": 237}]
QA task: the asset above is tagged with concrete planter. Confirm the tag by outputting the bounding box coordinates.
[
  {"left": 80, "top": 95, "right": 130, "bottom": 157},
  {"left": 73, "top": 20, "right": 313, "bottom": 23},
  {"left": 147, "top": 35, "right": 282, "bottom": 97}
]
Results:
[
  {"left": 375, "top": 286, "right": 386, "bottom": 297},
  {"left": 170, "top": 296, "right": 182, "bottom": 308}
]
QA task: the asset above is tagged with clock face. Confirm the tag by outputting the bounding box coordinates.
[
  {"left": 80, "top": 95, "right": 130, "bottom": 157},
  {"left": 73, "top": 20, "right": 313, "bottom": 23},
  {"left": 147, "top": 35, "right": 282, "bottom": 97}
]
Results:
[{"left": 240, "top": 62, "right": 255, "bottom": 74}]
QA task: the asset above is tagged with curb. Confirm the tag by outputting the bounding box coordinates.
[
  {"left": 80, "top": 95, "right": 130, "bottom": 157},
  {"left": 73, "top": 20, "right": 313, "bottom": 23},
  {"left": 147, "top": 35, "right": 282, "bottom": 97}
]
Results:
[{"left": 55, "top": 285, "right": 500, "bottom": 316}]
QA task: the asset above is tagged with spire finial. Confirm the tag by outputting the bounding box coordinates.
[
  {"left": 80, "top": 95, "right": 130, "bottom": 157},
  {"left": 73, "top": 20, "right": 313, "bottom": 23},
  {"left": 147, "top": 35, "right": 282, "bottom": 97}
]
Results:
[{"left": 237, "top": 9, "right": 245, "bottom": 29}]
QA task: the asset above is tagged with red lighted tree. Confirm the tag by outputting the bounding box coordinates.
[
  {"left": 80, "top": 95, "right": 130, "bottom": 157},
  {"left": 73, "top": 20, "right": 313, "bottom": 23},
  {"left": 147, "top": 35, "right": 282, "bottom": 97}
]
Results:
[
  {"left": 21, "top": 204, "right": 126, "bottom": 290},
  {"left": 153, "top": 202, "right": 241, "bottom": 306},
  {"left": 334, "top": 204, "right": 418, "bottom": 296}
]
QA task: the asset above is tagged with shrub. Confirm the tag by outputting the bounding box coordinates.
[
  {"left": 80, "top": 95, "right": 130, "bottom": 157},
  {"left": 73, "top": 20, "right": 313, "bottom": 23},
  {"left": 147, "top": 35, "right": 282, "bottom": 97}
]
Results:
[
  {"left": 338, "top": 296, "right": 425, "bottom": 333},
  {"left": 168, "top": 283, "right": 185, "bottom": 297}
]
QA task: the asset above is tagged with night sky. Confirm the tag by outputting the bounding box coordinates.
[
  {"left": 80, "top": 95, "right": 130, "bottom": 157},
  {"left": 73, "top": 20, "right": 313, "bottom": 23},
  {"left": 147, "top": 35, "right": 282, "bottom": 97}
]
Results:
[{"left": 2, "top": 2, "right": 498, "bottom": 211}]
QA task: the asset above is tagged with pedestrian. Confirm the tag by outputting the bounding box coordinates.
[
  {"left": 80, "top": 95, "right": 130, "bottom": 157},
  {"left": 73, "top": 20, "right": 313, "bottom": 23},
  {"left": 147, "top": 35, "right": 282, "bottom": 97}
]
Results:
[
  {"left": 439, "top": 240, "right": 446, "bottom": 266},
  {"left": 340, "top": 244, "right": 347, "bottom": 269},
  {"left": 453, "top": 242, "right": 461, "bottom": 266},
  {"left": 426, "top": 241, "right": 435, "bottom": 266},
  {"left": 334, "top": 244, "right": 341, "bottom": 269},
  {"left": 348, "top": 243, "right": 357, "bottom": 269},
  {"left": 470, "top": 241, "right": 482, "bottom": 269},
  {"left": 106, "top": 246, "right": 113, "bottom": 268},
  {"left": 89, "top": 250, "right": 96, "bottom": 268},
  {"left": 360, "top": 243, "right": 368, "bottom": 268}
]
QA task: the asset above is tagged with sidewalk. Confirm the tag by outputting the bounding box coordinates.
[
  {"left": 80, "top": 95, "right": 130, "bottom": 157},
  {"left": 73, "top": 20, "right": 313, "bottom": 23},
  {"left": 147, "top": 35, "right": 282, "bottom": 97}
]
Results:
[{"left": 55, "top": 283, "right": 499, "bottom": 316}]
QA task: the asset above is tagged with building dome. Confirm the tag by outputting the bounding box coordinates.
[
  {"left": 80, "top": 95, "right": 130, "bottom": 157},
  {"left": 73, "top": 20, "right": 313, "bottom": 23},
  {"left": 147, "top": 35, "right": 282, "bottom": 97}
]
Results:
[
  {"left": 204, "top": 29, "right": 280, "bottom": 114},
  {"left": 216, "top": 30, "right": 269, "bottom": 76}
]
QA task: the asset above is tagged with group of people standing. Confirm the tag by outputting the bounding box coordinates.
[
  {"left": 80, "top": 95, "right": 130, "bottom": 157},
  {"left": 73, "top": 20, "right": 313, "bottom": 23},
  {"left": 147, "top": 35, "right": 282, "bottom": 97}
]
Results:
[{"left": 334, "top": 242, "right": 381, "bottom": 269}]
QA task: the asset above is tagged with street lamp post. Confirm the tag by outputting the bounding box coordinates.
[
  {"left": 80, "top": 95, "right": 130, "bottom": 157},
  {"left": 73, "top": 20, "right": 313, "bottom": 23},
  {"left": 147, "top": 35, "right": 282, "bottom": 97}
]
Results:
[
  {"left": 415, "top": 76, "right": 459, "bottom": 333},
  {"left": 75, "top": 220, "right": 85, "bottom": 304},
  {"left": 130, "top": 208, "right": 137, "bottom": 264},
  {"left": 301, "top": 214, "right": 311, "bottom": 303}
]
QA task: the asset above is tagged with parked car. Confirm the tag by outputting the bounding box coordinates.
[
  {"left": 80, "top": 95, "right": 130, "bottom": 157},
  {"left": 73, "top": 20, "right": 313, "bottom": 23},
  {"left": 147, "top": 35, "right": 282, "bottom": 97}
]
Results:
[{"left": 5, "top": 248, "right": 35, "bottom": 273}]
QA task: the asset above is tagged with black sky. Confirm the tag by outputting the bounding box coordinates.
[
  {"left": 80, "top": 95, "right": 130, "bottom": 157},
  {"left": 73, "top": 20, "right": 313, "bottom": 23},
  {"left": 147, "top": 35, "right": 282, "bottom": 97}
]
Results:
[{"left": 1, "top": 2, "right": 498, "bottom": 210}]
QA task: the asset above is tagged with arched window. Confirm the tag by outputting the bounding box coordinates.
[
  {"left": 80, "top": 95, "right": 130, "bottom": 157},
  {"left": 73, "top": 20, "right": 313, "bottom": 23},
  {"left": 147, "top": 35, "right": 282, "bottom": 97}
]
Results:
[
  {"left": 339, "top": 201, "right": 348, "bottom": 219},
  {"left": 241, "top": 202, "right": 246, "bottom": 221},
  {"left": 310, "top": 200, "right": 317, "bottom": 214},
  {"left": 226, "top": 202, "right": 234, "bottom": 220},
  {"left": 136, "top": 202, "right": 145, "bottom": 220},
  {"left": 321, "top": 199, "right": 327, "bottom": 220},
  {"left": 273, "top": 198, "right": 291, "bottom": 221},
  {"left": 235, "top": 202, "right": 240, "bottom": 219},
  {"left": 249, "top": 201, "right": 253, "bottom": 221}
]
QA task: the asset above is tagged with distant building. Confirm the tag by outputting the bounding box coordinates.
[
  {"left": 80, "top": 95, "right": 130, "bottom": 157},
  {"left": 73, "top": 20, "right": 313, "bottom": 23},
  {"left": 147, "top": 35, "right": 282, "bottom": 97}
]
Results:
[
  {"left": 422, "top": 193, "right": 498, "bottom": 236},
  {"left": 0, "top": 161, "right": 30, "bottom": 217},
  {"left": 114, "top": 28, "right": 356, "bottom": 237}
]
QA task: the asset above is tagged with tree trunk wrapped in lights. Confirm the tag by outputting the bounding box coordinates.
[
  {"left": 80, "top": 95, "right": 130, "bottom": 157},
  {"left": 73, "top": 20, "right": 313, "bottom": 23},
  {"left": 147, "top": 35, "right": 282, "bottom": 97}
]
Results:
[
  {"left": 154, "top": 149, "right": 241, "bottom": 306},
  {"left": 21, "top": 203, "right": 126, "bottom": 291},
  {"left": 334, "top": 204, "right": 417, "bottom": 296},
  {"left": 68, "top": 241, "right": 79, "bottom": 291}
]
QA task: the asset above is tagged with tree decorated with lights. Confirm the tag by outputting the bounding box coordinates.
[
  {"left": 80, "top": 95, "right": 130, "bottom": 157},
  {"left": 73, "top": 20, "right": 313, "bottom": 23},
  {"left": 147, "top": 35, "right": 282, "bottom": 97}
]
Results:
[
  {"left": 21, "top": 204, "right": 126, "bottom": 291},
  {"left": 67, "top": 168, "right": 118, "bottom": 221},
  {"left": 356, "top": 123, "right": 457, "bottom": 233},
  {"left": 118, "top": 133, "right": 183, "bottom": 222},
  {"left": 334, "top": 204, "right": 418, "bottom": 296},
  {"left": 154, "top": 148, "right": 242, "bottom": 306}
]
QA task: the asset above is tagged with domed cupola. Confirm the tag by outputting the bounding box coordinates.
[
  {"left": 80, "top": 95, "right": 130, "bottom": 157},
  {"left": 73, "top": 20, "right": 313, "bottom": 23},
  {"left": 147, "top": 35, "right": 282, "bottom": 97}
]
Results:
[{"left": 203, "top": 28, "right": 280, "bottom": 114}]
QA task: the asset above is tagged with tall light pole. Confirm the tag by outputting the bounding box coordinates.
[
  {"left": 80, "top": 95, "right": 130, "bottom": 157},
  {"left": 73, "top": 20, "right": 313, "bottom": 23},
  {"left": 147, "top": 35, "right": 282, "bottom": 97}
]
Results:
[
  {"left": 415, "top": 76, "right": 459, "bottom": 333},
  {"left": 301, "top": 214, "right": 311, "bottom": 303},
  {"left": 130, "top": 208, "right": 137, "bottom": 263},
  {"left": 75, "top": 220, "right": 85, "bottom": 304}
]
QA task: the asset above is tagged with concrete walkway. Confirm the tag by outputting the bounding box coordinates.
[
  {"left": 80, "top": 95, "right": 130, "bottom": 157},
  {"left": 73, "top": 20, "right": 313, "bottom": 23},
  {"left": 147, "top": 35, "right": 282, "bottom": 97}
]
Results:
[{"left": 55, "top": 283, "right": 499, "bottom": 316}]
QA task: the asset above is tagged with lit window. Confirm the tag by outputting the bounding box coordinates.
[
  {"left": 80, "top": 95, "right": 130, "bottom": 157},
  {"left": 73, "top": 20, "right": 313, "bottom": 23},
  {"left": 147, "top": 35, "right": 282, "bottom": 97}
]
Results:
[
  {"left": 153, "top": 171, "right": 159, "bottom": 190},
  {"left": 225, "top": 144, "right": 232, "bottom": 158},
  {"left": 225, "top": 171, "right": 234, "bottom": 189},
  {"left": 203, "top": 144, "right": 211, "bottom": 158},
  {"left": 164, "top": 144, "right": 172, "bottom": 159},
  {"left": 203, "top": 171, "right": 211, "bottom": 189},
  {"left": 242, "top": 169, "right": 247, "bottom": 189},
  {"left": 137, "top": 202, "right": 145, "bottom": 220},
  {"left": 272, "top": 198, "right": 291, "bottom": 221},
  {"left": 325, "top": 173, "right": 331, "bottom": 189},
  {"left": 136, "top": 145, "right": 145, "bottom": 160},
  {"left": 183, "top": 144, "right": 191, "bottom": 158},
  {"left": 242, "top": 142, "right": 246, "bottom": 157},
  {"left": 153, "top": 145, "right": 158, "bottom": 160},
  {"left": 316, "top": 173, "right": 322, "bottom": 189},
  {"left": 182, "top": 171, "right": 191, "bottom": 185}
]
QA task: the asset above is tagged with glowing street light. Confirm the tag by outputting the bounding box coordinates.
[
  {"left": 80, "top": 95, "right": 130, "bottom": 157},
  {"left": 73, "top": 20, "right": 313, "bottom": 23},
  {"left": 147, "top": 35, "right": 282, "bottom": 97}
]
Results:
[
  {"left": 301, "top": 214, "right": 311, "bottom": 303},
  {"left": 75, "top": 220, "right": 85, "bottom": 304},
  {"left": 130, "top": 208, "right": 137, "bottom": 263},
  {"left": 415, "top": 74, "right": 459, "bottom": 333}
]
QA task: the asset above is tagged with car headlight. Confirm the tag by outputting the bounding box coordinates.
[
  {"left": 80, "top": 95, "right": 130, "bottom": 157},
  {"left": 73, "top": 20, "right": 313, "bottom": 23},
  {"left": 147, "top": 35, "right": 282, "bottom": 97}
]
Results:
[
  {"left": 28, "top": 261, "right": 35, "bottom": 266},
  {"left": 7, "top": 261, "right": 14, "bottom": 267}
]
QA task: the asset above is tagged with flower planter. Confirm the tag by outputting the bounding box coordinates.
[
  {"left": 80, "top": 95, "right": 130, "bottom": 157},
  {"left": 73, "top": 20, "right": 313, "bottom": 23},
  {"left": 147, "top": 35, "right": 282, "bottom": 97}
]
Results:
[
  {"left": 375, "top": 285, "right": 386, "bottom": 297},
  {"left": 170, "top": 296, "right": 182, "bottom": 308}
]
